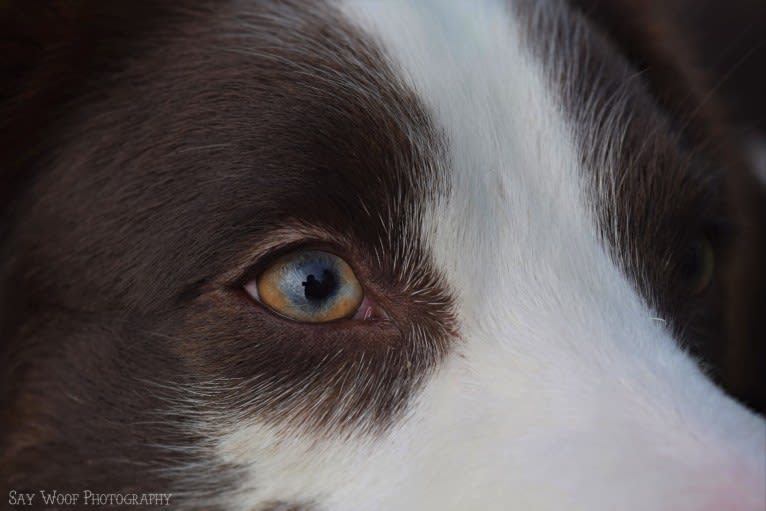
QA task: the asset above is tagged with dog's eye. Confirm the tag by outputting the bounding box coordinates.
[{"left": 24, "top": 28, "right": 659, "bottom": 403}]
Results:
[
  {"left": 245, "top": 250, "right": 370, "bottom": 322},
  {"left": 678, "top": 237, "right": 715, "bottom": 294}
]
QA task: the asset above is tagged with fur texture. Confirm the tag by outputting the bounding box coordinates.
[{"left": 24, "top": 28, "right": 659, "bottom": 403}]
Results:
[{"left": 1, "top": 1, "right": 765, "bottom": 510}]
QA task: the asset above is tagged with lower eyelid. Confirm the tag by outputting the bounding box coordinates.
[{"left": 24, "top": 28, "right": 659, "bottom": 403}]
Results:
[
  {"left": 236, "top": 282, "right": 391, "bottom": 328},
  {"left": 244, "top": 281, "right": 381, "bottom": 322}
]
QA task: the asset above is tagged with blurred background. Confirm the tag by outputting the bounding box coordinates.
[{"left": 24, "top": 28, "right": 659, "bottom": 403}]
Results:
[{"left": 685, "top": 0, "right": 766, "bottom": 413}]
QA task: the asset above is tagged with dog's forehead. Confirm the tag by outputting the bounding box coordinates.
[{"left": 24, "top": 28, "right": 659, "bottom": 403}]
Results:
[
  {"left": 18, "top": 1, "right": 443, "bottom": 308},
  {"left": 13, "top": 0, "right": 722, "bottom": 427},
  {"left": 24, "top": 0, "right": 714, "bottom": 320}
]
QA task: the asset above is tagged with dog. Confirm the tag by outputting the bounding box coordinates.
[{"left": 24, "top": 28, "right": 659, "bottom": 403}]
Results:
[{"left": 1, "top": 1, "right": 765, "bottom": 509}]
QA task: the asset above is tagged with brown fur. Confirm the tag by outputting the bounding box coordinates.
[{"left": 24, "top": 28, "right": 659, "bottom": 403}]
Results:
[
  {"left": 1, "top": 1, "right": 454, "bottom": 504},
  {"left": 1, "top": 0, "right": 763, "bottom": 507}
]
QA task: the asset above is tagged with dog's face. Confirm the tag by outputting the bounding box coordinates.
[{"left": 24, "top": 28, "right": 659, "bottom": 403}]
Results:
[{"left": 2, "top": 1, "right": 765, "bottom": 510}]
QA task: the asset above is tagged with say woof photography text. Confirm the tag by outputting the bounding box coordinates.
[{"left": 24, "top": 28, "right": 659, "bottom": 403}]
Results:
[{"left": 8, "top": 490, "right": 172, "bottom": 507}]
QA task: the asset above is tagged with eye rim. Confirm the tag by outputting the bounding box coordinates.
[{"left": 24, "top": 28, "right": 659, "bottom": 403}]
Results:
[
  {"left": 241, "top": 245, "right": 389, "bottom": 324},
  {"left": 677, "top": 235, "right": 716, "bottom": 295},
  {"left": 250, "top": 249, "right": 362, "bottom": 323}
]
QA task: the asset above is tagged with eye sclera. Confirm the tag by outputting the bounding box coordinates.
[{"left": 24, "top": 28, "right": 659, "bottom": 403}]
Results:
[{"left": 243, "top": 249, "right": 389, "bottom": 323}]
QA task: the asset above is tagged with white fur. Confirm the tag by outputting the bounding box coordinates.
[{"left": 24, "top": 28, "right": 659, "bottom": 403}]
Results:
[{"left": 218, "top": 1, "right": 766, "bottom": 509}]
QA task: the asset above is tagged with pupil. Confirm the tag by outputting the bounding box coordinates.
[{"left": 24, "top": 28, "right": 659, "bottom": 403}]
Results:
[{"left": 302, "top": 269, "right": 337, "bottom": 302}]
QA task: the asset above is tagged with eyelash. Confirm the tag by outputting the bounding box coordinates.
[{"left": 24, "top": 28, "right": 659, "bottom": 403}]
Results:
[{"left": 232, "top": 240, "right": 342, "bottom": 288}]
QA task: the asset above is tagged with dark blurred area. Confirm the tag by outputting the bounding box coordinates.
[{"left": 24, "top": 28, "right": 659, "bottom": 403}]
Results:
[
  {"left": 679, "top": 0, "right": 766, "bottom": 413},
  {"left": 677, "top": 0, "right": 766, "bottom": 135},
  {"left": 565, "top": 0, "right": 765, "bottom": 412}
]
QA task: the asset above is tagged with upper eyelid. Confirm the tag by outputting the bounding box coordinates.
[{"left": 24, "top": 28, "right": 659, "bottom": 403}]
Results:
[
  {"left": 234, "top": 241, "right": 350, "bottom": 288},
  {"left": 213, "top": 224, "right": 358, "bottom": 289}
]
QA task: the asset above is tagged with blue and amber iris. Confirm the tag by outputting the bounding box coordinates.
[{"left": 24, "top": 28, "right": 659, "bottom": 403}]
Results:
[{"left": 256, "top": 250, "right": 363, "bottom": 322}]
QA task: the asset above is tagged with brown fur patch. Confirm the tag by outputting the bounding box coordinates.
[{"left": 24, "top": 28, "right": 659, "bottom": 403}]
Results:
[{"left": 0, "top": 0, "right": 454, "bottom": 504}]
